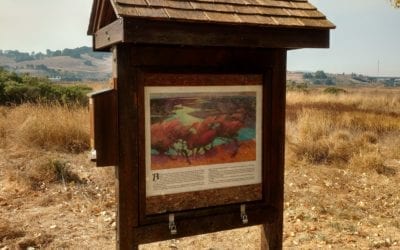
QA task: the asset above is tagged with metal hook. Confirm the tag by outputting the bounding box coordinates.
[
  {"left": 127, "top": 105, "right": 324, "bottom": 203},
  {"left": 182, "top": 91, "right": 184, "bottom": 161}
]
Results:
[
  {"left": 240, "top": 204, "right": 248, "bottom": 224},
  {"left": 169, "top": 214, "right": 177, "bottom": 235}
]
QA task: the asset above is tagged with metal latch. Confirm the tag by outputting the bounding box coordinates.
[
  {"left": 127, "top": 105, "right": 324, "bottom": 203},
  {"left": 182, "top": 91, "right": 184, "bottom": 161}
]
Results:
[
  {"left": 169, "top": 214, "right": 177, "bottom": 235},
  {"left": 240, "top": 204, "right": 248, "bottom": 224}
]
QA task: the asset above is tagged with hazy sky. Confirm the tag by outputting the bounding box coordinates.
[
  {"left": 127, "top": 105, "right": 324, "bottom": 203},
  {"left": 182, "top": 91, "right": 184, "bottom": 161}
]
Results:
[
  {"left": 0, "top": 0, "right": 399, "bottom": 76},
  {"left": 0, "top": 0, "right": 93, "bottom": 52},
  {"left": 289, "top": 0, "right": 400, "bottom": 77}
]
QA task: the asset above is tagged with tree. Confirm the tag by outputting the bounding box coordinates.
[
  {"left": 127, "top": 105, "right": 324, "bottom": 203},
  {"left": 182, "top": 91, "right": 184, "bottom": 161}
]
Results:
[
  {"left": 315, "top": 70, "right": 328, "bottom": 79},
  {"left": 303, "top": 72, "right": 313, "bottom": 79},
  {"left": 313, "top": 79, "right": 322, "bottom": 85},
  {"left": 53, "top": 50, "right": 62, "bottom": 57},
  {"left": 325, "top": 78, "right": 335, "bottom": 86}
]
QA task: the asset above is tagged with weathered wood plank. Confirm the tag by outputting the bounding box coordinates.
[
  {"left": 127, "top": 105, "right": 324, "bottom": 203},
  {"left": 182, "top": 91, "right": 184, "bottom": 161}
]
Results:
[
  {"left": 98, "top": 0, "right": 117, "bottom": 30},
  {"left": 114, "top": 44, "right": 140, "bottom": 250},
  {"left": 263, "top": 49, "right": 286, "bottom": 250},
  {"left": 128, "top": 46, "right": 278, "bottom": 68},
  {"left": 141, "top": 73, "right": 263, "bottom": 86},
  {"left": 88, "top": 89, "right": 118, "bottom": 167},
  {"left": 94, "top": 19, "right": 123, "bottom": 50},
  {"left": 133, "top": 206, "right": 278, "bottom": 245},
  {"left": 123, "top": 19, "right": 330, "bottom": 49}
]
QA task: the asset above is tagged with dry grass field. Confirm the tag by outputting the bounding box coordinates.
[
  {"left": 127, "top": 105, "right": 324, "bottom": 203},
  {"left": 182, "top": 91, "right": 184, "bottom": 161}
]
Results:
[
  {"left": 284, "top": 87, "right": 400, "bottom": 249},
  {"left": 0, "top": 86, "right": 399, "bottom": 249}
]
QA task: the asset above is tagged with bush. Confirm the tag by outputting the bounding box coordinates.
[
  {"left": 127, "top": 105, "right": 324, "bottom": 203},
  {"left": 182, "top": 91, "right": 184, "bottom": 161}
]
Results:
[
  {"left": 325, "top": 78, "right": 336, "bottom": 86},
  {"left": 41, "top": 160, "right": 82, "bottom": 183},
  {"left": 287, "top": 81, "right": 309, "bottom": 93},
  {"left": 27, "top": 159, "right": 83, "bottom": 189},
  {"left": 303, "top": 72, "right": 313, "bottom": 79},
  {"left": 0, "top": 68, "right": 91, "bottom": 105},
  {"left": 323, "top": 87, "right": 347, "bottom": 95},
  {"left": 315, "top": 70, "right": 328, "bottom": 79},
  {"left": 292, "top": 139, "right": 330, "bottom": 164},
  {"left": 84, "top": 60, "right": 94, "bottom": 66}
]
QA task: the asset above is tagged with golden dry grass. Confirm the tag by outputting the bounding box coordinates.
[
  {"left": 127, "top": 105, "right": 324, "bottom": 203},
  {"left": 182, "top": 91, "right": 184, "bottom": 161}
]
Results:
[
  {"left": 284, "top": 87, "right": 400, "bottom": 249},
  {"left": 0, "top": 104, "right": 89, "bottom": 153},
  {"left": 58, "top": 81, "right": 111, "bottom": 92},
  {"left": 0, "top": 95, "right": 118, "bottom": 249},
  {"left": 287, "top": 88, "right": 400, "bottom": 175}
]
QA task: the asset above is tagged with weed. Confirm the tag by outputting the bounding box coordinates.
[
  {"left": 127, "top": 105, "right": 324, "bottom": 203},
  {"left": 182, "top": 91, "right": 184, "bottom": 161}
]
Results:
[
  {"left": 359, "top": 131, "right": 378, "bottom": 144},
  {"left": 375, "top": 165, "right": 397, "bottom": 176},
  {"left": 51, "top": 160, "right": 81, "bottom": 183},
  {"left": 0, "top": 219, "right": 25, "bottom": 240},
  {"left": 28, "top": 159, "right": 83, "bottom": 189},
  {"left": 391, "top": 220, "right": 400, "bottom": 229},
  {"left": 43, "top": 160, "right": 82, "bottom": 183},
  {"left": 349, "top": 150, "right": 386, "bottom": 174},
  {"left": 288, "top": 88, "right": 400, "bottom": 173},
  {"left": 292, "top": 139, "right": 330, "bottom": 164},
  {"left": 296, "top": 109, "right": 333, "bottom": 141}
]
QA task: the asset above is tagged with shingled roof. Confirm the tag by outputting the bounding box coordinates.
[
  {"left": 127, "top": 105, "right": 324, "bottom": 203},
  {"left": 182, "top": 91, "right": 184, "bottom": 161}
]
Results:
[
  {"left": 88, "top": 0, "right": 335, "bottom": 50},
  {"left": 110, "top": 0, "right": 335, "bottom": 29}
]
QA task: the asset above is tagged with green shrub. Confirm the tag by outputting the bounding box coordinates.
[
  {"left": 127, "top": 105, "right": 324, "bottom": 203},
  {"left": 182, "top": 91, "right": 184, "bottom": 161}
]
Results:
[
  {"left": 0, "top": 67, "right": 91, "bottom": 105},
  {"left": 323, "top": 87, "right": 347, "bottom": 95},
  {"left": 287, "top": 81, "right": 309, "bottom": 93}
]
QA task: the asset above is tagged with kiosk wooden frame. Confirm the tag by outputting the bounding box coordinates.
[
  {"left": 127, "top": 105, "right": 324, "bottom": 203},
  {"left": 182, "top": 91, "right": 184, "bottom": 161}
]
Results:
[{"left": 88, "top": 1, "right": 334, "bottom": 249}]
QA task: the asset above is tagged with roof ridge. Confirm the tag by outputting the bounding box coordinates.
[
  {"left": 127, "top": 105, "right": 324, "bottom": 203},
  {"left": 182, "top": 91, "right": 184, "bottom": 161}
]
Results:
[
  {"left": 116, "top": 0, "right": 317, "bottom": 10},
  {"left": 115, "top": 4, "right": 325, "bottom": 19}
]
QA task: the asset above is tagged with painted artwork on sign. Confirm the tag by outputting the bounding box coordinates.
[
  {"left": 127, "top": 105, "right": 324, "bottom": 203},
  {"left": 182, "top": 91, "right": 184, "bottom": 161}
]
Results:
[{"left": 145, "top": 85, "right": 262, "bottom": 197}]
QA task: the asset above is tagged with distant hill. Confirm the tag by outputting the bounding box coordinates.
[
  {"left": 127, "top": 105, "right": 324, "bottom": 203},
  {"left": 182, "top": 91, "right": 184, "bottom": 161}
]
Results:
[
  {"left": 0, "top": 47, "right": 111, "bottom": 82},
  {"left": 287, "top": 71, "right": 400, "bottom": 87},
  {"left": 2, "top": 48, "right": 398, "bottom": 86}
]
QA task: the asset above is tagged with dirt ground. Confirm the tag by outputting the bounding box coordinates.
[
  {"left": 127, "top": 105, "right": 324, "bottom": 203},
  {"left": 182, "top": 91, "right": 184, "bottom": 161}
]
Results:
[
  {"left": 1, "top": 146, "right": 399, "bottom": 249},
  {"left": 1, "top": 87, "right": 400, "bottom": 249},
  {"left": 0, "top": 149, "right": 116, "bottom": 249}
]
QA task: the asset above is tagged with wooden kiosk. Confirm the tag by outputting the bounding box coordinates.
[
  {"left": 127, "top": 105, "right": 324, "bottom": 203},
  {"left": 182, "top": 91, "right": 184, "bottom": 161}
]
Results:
[{"left": 88, "top": 1, "right": 334, "bottom": 249}]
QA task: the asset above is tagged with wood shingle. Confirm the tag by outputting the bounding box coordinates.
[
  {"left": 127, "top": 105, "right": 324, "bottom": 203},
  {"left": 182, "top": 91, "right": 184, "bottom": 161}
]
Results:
[{"left": 109, "top": 0, "right": 335, "bottom": 29}]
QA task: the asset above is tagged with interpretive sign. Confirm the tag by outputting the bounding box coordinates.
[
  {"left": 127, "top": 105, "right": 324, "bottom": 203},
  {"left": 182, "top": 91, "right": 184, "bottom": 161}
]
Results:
[
  {"left": 144, "top": 84, "right": 263, "bottom": 214},
  {"left": 88, "top": 0, "right": 334, "bottom": 247}
]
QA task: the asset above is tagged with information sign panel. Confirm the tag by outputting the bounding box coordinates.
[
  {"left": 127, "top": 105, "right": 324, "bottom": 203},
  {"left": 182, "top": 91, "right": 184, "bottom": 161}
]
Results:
[{"left": 144, "top": 84, "right": 263, "bottom": 214}]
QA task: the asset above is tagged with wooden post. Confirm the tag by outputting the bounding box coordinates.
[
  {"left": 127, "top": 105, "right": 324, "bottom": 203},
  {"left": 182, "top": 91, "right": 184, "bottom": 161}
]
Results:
[
  {"left": 114, "top": 44, "right": 140, "bottom": 250},
  {"left": 262, "top": 49, "right": 286, "bottom": 250}
]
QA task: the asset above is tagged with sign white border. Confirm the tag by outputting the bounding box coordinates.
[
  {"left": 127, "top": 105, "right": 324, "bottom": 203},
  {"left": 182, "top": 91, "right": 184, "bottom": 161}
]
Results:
[{"left": 145, "top": 85, "right": 263, "bottom": 197}]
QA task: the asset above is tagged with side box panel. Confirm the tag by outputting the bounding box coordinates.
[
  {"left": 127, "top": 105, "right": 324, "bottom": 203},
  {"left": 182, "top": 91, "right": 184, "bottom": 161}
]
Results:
[{"left": 89, "top": 89, "right": 118, "bottom": 166}]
